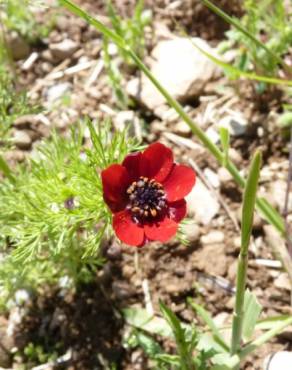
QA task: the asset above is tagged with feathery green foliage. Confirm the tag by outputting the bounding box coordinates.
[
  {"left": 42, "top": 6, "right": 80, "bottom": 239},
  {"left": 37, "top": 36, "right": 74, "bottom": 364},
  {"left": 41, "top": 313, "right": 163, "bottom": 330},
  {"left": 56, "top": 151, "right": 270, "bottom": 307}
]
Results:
[{"left": 0, "top": 120, "right": 140, "bottom": 308}]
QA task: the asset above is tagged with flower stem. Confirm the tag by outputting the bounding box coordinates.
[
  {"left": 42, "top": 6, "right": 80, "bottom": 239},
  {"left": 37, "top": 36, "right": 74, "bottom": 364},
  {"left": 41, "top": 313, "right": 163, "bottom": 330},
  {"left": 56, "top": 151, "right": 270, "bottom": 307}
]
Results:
[{"left": 230, "top": 152, "right": 262, "bottom": 359}]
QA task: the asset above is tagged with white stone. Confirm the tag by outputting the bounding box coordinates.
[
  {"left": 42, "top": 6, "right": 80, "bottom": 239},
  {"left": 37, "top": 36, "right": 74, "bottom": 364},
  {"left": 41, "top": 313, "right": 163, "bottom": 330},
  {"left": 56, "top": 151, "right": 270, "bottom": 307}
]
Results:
[
  {"left": 186, "top": 178, "right": 220, "bottom": 225},
  {"left": 201, "top": 230, "right": 224, "bottom": 245},
  {"left": 127, "top": 37, "right": 220, "bottom": 111},
  {"left": 206, "top": 127, "right": 220, "bottom": 144},
  {"left": 274, "top": 273, "right": 291, "bottom": 291},
  {"left": 14, "top": 289, "right": 30, "bottom": 305},
  {"left": 13, "top": 130, "right": 32, "bottom": 150},
  {"left": 180, "top": 222, "right": 200, "bottom": 242},
  {"left": 218, "top": 167, "right": 232, "bottom": 184},
  {"left": 269, "top": 179, "right": 292, "bottom": 211},
  {"left": 264, "top": 351, "right": 292, "bottom": 370},
  {"left": 50, "top": 39, "right": 78, "bottom": 60},
  {"left": 219, "top": 113, "right": 248, "bottom": 137},
  {"left": 204, "top": 168, "right": 220, "bottom": 188},
  {"left": 45, "top": 82, "right": 71, "bottom": 104},
  {"left": 174, "top": 121, "right": 192, "bottom": 137},
  {"left": 113, "top": 110, "right": 136, "bottom": 131}
]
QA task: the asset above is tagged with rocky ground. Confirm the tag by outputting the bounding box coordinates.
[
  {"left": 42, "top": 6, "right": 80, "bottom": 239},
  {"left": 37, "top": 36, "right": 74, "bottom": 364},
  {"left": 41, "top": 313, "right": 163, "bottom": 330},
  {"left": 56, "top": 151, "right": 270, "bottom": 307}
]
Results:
[{"left": 1, "top": 0, "right": 292, "bottom": 369}]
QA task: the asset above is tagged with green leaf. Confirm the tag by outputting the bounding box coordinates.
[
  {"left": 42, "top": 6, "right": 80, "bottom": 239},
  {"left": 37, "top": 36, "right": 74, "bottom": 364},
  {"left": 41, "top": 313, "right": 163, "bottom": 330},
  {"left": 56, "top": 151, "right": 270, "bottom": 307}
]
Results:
[
  {"left": 159, "top": 301, "right": 187, "bottom": 341},
  {"left": 197, "top": 333, "right": 227, "bottom": 354},
  {"left": 242, "top": 290, "right": 262, "bottom": 341},
  {"left": 123, "top": 307, "right": 173, "bottom": 338},
  {"left": 256, "top": 197, "right": 285, "bottom": 234},
  {"left": 188, "top": 299, "right": 229, "bottom": 352},
  {"left": 255, "top": 315, "right": 292, "bottom": 331},
  {"left": 154, "top": 354, "right": 181, "bottom": 366},
  {"left": 134, "top": 331, "right": 163, "bottom": 357},
  {"left": 159, "top": 301, "right": 195, "bottom": 370},
  {"left": 241, "top": 315, "right": 292, "bottom": 358},
  {"left": 241, "top": 151, "right": 262, "bottom": 252},
  {"left": 212, "top": 353, "right": 238, "bottom": 367}
]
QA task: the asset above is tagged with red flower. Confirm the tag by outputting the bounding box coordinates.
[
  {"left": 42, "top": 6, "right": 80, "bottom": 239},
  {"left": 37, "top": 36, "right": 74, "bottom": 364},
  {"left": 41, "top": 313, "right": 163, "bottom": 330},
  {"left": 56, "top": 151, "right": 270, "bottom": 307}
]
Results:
[{"left": 101, "top": 142, "right": 196, "bottom": 247}]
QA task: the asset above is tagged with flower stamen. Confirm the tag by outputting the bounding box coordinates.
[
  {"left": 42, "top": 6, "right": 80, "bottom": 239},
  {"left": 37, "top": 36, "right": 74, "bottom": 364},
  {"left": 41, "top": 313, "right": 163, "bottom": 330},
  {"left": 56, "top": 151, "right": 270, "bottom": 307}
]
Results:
[{"left": 127, "top": 176, "right": 166, "bottom": 220}]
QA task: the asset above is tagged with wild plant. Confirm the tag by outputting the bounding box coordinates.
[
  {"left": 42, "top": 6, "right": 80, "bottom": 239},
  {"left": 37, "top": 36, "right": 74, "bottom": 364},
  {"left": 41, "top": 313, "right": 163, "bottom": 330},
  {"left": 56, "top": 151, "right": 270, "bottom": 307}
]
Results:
[
  {"left": 0, "top": 121, "right": 140, "bottom": 307},
  {"left": 222, "top": 0, "right": 292, "bottom": 78},
  {"left": 58, "top": 1, "right": 292, "bottom": 368},
  {"left": 0, "top": 0, "right": 51, "bottom": 43}
]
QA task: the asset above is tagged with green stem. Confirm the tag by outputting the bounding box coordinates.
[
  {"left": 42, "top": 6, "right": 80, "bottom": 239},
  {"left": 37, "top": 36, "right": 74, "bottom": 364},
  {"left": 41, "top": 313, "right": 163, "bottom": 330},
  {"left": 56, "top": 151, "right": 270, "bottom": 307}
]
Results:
[
  {"left": 230, "top": 252, "right": 248, "bottom": 356},
  {"left": 60, "top": 0, "right": 286, "bottom": 236},
  {"left": 230, "top": 152, "right": 261, "bottom": 360}
]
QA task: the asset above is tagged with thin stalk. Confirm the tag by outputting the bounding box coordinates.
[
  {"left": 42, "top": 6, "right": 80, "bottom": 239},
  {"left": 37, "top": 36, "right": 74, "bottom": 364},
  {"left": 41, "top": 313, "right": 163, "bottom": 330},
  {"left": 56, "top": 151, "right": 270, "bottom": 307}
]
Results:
[
  {"left": 60, "top": 0, "right": 286, "bottom": 236},
  {"left": 231, "top": 152, "right": 262, "bottom": 358}
]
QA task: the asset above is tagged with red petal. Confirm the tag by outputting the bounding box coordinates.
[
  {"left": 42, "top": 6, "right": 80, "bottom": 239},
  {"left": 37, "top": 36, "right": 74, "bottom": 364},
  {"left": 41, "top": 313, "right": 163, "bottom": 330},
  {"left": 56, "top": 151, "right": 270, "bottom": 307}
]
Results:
[
  {"left": 140, "top": 142, "right": 173, "bottom": 183},
  {"left": 101, "top": 164, "right": 130, "bottom": 212},
  {"left": 144, "top": 216, "right": 178, "bottom": 243},
  {"left": 168, "top": 199, "right": 187, "bottom": 222},
  {"left": 113, "top": 211, "right": 145, "bottom": 246},
  {"left": 122, "top": 152, "right": 142, "bottom": 182},
  {"left": 164, "top": 165, "right": 196, "bottom": 202}
]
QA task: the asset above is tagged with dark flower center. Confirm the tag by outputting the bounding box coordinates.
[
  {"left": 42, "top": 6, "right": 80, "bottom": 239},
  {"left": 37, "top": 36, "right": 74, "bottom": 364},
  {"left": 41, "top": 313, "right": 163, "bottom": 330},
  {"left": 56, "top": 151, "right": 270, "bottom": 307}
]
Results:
[{"left": 126, "top": 177, "right": 167, "bottom": 220}]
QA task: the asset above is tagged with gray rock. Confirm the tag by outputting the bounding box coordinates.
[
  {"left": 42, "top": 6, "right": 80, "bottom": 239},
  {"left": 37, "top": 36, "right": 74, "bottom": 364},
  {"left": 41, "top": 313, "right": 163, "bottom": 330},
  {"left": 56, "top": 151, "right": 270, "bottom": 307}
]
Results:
[
  {"left": 264, "top": 351, "right": 292, "bottom": 370},
  {"left": 50, "top": 38, "right": 78, "bottom": 61},
  {"left": 186, "top": 178, "right": 220, "bottom": 225},
  {"left": 218, "top": 114, "right": 248, "bottom": 137},
  {"left": 127, "top": 37, "right": 220, "bottom": 111},
  {"left": 13, "top": 130, "right": 32, "bottom": 150}
]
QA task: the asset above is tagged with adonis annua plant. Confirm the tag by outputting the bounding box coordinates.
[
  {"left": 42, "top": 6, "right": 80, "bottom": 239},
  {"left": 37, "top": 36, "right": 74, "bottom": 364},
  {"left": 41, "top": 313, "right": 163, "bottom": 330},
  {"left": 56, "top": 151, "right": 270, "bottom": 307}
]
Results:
[{"left": 57, "top": 1, "right": 292, "bottom": 369}]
